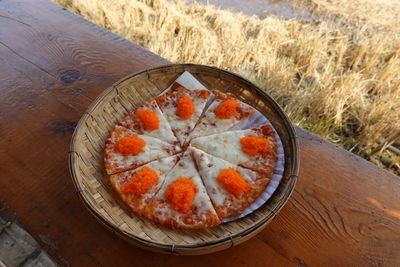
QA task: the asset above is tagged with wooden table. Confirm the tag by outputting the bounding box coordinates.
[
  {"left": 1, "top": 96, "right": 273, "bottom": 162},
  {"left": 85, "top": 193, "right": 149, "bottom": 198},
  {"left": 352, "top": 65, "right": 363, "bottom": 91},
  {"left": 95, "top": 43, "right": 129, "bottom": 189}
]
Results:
[{"left": 1, "top": 0, "right": 399, "bottom": 266}]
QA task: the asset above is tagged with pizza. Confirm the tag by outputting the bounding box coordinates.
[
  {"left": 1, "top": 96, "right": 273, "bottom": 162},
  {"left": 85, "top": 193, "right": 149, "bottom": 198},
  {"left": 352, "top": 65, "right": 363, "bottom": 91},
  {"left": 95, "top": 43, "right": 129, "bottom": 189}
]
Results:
[
  {"left": 146, "top": 150, "right": 220, "bottom": 229},
  {"left": 155, "top": 82, "right": 212, "bottom": 146},
  {"left": 190, "top": 124, "right": 277, "bottom": 176},
  {"left": 118, "top": 99, "right": 178, "bottom": 145},
  {"left": 186, "top": 92, "right": 255, "bottom": 144},
  {"left": 190, "top": 147, "right": 270, "bottom": 219},
  {"left": 109, "top": 155, "right": 180, "bottom": 216},
  {"left": 103, "top": 79, "right": 280, "bottom": 229},
  {"left": 104, "top": 125, "right": 181, "bottom": 175}
]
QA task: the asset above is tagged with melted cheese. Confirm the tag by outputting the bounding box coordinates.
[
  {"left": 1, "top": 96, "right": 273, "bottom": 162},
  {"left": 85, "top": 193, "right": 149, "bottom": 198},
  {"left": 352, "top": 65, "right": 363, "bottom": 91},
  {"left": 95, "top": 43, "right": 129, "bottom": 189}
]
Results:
[
  {"left": 152, "top": 150, "right": 218, "bottom": 227},
  {"left": 140, "top": 100, "right": 178, "bottom": 144},
  {"left": 190, "top": 147, "right": 257, "bottom": 208},
  {"left": 161, "top": 94, "right": 209, "bottom": 146},
  {"left": 190, "top": 129, "right": 253, "bottom": 165},
  {"left": 186, "top": 96, "right": 255, "bottom": 144},
  {"left": 107, "top": 126, "right": 181, "bottom": 171},
  {"left": 188, "top": 99, "right": 238, "bottom": 142},
  {"left": 110, "top": 155, "right": 179, "bottom": 211}
]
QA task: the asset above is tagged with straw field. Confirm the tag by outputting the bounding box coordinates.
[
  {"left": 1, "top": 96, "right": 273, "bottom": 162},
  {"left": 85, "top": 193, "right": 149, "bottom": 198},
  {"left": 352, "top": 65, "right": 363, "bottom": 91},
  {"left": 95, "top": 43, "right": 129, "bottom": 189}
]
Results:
[{"left": 54, "top": 0, "right": 400, "bottom": 175}]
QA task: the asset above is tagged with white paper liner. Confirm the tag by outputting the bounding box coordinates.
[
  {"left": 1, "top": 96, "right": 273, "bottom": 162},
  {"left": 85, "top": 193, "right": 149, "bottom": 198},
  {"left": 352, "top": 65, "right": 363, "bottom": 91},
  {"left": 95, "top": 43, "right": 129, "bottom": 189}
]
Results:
[{"left": 163, "top": 71, "right": 285, "bottom": 223}]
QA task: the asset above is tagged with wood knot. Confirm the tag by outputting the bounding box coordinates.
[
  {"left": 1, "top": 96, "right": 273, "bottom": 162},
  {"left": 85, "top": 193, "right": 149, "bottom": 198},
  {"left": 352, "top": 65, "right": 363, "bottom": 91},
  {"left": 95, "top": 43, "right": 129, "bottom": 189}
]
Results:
[
  {"left": 292, "top": 257, "right": 308, "bottom": 267},
  {"left": 59, "top": 70, "right": 81, "bottom": 84},
  {"left": 54, "top": 120, "right": 77, "bottom": 134}
]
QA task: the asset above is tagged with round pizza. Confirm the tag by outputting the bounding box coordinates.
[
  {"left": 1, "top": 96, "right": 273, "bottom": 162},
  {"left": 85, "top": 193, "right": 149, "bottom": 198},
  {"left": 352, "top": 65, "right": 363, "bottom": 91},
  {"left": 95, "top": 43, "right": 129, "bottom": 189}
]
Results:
[{"left": 103, "top": 82, "right": 278, "bottom": 229}]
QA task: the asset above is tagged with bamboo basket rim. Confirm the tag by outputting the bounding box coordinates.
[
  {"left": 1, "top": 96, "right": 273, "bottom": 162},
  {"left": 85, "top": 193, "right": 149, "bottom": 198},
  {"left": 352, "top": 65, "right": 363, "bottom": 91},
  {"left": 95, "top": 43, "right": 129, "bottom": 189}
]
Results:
[{"left": 69, "top": 63, "right": 299, "bottom": 253}]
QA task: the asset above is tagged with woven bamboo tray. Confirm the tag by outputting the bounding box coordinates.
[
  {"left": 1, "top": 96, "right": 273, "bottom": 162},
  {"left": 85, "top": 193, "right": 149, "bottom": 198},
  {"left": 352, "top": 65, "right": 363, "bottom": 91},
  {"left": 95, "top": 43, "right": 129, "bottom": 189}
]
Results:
[{"left": 69, "top": 64, "right": 299, "bottom": 255}]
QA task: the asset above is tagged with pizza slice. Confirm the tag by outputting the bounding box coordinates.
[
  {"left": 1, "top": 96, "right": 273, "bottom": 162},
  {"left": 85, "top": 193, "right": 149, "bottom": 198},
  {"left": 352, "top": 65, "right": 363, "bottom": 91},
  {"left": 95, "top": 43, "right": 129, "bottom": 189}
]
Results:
[
  {"left": 155, "top": 82, "right": 212, "bottom": 146},
  {"left": 104, "top": 125, "right": 181, "bottom": 175},
  {"left": 109, "top": 154, "right": 180, "bottom": 216},
  {"left": 117, "top": 99, "right": 178, "bottom": 145},
  {"left": 186, "top": 92, "right": 255, "bottom": 144},
  {"left": 190, "top": 147, "right": 270, "bottom": 219},
  {"left": 190, "top": 124, "right": 277, "bottom": 176},
  {"left": 147, "top": 150, "right": 220, "bottom": 229}
]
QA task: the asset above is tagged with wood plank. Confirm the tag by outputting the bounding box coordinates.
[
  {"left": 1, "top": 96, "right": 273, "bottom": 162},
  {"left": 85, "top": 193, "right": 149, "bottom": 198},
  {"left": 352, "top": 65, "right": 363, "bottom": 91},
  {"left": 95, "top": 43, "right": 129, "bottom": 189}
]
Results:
[
  {"left": 0, "top": 0, "right": 399, "bottom": 266},
  {"left": 0, "top": 0, "right": 168, "bottom": 81},
  {"left": 257, "top": 129, "right": 400, "bottom": 266}
]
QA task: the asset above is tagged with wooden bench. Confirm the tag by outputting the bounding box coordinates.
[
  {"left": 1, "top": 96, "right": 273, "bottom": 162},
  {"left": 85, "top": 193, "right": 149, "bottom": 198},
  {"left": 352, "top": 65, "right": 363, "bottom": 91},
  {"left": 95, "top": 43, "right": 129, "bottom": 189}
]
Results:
[{"left": 0, "top": 0, "right": 399, "bottom": 265}]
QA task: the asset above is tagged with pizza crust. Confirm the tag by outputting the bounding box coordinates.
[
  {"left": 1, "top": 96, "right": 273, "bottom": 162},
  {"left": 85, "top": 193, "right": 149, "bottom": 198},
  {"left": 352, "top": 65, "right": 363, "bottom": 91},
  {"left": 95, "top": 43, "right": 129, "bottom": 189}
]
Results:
[{"left": 104, "top": 82, "right": 280, "bottom": 229}]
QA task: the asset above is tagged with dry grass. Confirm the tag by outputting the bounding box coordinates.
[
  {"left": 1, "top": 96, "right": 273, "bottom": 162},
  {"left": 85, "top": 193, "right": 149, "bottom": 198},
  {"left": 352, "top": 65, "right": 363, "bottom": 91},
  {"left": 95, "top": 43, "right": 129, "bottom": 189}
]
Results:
[{"left": 54, "top": 0, "right": 400, "bottom": 175}]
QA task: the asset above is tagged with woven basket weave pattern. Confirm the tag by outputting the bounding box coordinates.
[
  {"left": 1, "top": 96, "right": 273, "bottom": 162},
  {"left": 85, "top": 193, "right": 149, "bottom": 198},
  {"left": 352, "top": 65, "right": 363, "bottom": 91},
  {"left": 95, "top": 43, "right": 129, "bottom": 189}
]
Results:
[{"left": 69, "top": 64, "right": 299, "bottom": 255}]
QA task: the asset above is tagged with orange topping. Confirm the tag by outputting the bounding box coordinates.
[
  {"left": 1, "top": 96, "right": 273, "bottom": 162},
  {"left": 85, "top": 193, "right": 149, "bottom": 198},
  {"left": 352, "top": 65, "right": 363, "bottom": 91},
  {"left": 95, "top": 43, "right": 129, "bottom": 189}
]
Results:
[
  {"left": 198, "top": 90, "right": 211, "bottom": 99},
  {"left": 240, "top": 136, "right": 269, "bottom": 157},
  {"left": 121, "top": 166, "right": 159, "bottom": 195},
  {"left": 176, "top": 95, "right": 195, "bottom": 120},
  {"left": 115, "top": 135, "right": 146, "bottom": 155},
  {"left": 216, "top": 168, "right": 250, "bottom": 197},
  {"left": 164, "top": 178, "right": 196, "bottom": 213},
  {"left": 214, "top": 98, "right": 240, "bottom": 119},
  {"left": 136, "top": 108, "right": 159, "bottom": 131}
]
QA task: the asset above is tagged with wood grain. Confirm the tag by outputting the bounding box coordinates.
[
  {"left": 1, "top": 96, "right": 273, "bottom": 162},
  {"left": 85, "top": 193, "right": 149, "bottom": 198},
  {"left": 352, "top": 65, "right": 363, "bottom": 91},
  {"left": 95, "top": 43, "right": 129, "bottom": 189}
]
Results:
[
  {"left": 0, "top": 0, "right": 399, "bottom": 266},
  {"left": 258, "top": 129, "right": 400, "bottom": 266}
]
